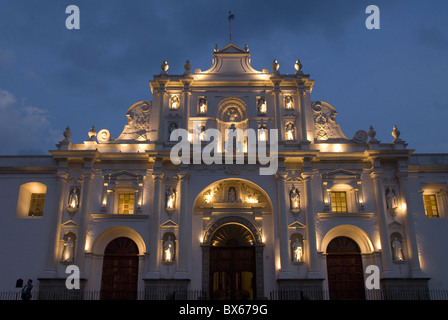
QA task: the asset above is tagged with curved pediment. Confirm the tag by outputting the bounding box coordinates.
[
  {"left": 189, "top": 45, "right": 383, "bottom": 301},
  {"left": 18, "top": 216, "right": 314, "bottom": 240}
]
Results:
[{"left": 199, "top": 43, "right": 264, "bottom": 76}]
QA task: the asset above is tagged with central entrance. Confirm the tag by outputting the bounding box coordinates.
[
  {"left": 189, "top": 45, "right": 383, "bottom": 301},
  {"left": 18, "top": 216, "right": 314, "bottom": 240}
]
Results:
[
  {"left": 209, "top": 224, "right": 256, "bottom": 300},
  {"left": 326, "top": 236, "right": 365, "bottom": 300},
  {"left": 100, "top": 237, "right": 139, "bottom": 300}
]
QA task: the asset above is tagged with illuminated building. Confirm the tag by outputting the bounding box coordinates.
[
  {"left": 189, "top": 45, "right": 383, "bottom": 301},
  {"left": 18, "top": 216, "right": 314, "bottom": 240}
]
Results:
[{"left": 1, "top": 42, "right": 447, "bottom": 300}]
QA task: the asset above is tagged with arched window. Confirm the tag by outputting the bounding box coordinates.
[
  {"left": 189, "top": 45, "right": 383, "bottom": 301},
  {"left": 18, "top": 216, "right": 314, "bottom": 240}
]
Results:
[{"left": 16, "top": 182, "right": 47, "bottom": 218}]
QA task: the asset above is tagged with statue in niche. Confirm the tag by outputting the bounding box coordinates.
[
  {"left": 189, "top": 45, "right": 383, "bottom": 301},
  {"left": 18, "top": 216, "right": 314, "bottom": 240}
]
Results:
[
  {"left": 386, "top": 188, "right": 398, "bottom": 210},
  {"left": 168, "top": 122, "right": 178, "bottom": 139},
  {"left": 290, "top": 186, "right": 300, "bottom": 211},
  {"left": 291, "top": 236, "right": 303, "bottom": 262},
  {"left": 163, "top": 236, "right": 175, "bottom": 262},
  {"left": 257, "top": 98, "right": 267, "bottom": 114},
  {"left": 285, "top": 122, "right": 295, "bottom": 140},
  {"left": 226, "top": 107, "right": 239, "bottom": 122},
  {"left": 67, "top": 187, "right": 80, "bottom": 212},
  {"left": 228, "top": 187, "right": 237, "bottom": 203},
  {"left": 165, "top": 188, "right": 176, "bottom": 210},
  {"left": 61, "top": 234, "right": 76, "bottom": 263},
  {"left": 170, "top": 95, "right": 180, "bottom": 109},
  {"left": 198, "top": 98, "right": 207, "bottom": 114},
  {"left": 392, "top": 236, "right": 404, "bottom": 261},
  {"left": 285, "top": 95, "right": 293, "bottom": 109}
]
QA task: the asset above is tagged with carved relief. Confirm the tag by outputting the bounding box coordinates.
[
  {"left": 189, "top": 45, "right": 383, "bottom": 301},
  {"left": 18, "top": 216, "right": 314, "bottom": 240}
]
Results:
[
  {"left": 312, "top": 101, "right": 349, "bottom": 142},
  {"left": 100, "top": 101, "right": 152, "bottom": 143}
]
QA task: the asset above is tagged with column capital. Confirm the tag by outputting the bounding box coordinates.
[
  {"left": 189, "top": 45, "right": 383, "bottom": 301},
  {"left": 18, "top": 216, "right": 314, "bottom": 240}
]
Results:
[
  {"left": 275, "top": 171, "right": 288, "bottom": 181},
  {"left": 80, "top": 171, "right": 95, "bottom": 183},
  {"left": 177, "top": 171, "right": 190, "bottom": 182},
  {"left": 152, "top": 172, "right": 164, "bottom": 182},
  {"left": 370, "top": 171, "right": 384, "bottom": 180}
]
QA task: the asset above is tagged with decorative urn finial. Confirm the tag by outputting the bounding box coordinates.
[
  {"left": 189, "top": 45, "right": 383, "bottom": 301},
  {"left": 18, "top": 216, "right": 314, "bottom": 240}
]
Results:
[
  {"left": 294, "top": 59, "right": 303, "bottom": 73},
  {"left": 161, "top": 60, "right": 169, "bottom": 72},
  {"left": 272, "top": 59, "right": 279, "bottom": 72}
]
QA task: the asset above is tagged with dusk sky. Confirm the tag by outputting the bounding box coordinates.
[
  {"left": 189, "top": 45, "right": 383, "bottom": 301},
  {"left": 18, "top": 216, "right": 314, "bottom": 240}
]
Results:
[{"left": 0, "top": 0, "right": 447, "bottom": 155}]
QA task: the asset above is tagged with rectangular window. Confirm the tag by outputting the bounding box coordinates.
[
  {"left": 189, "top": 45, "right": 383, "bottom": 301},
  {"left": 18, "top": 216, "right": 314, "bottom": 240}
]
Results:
[
  {"left": 118, "top": 193, "right": 135, "bottom": 214},
  {"left": 29, "top": 193, "right": 46, "bottom": 216},
  {"left": 423, "top": 194, "right": 439, "bottom": 218},
  {"left": 331, "top": 191, "right": 348, "bottom": 213}
]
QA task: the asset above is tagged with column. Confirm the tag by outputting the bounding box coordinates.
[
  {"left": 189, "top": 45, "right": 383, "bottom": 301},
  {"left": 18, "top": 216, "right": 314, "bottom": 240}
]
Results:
[
  {"left": 44, "top": 173, "right": 68, "bottom": 275},
  {"left": 302, "top": 170, "right": 319, "bottom": 277},
  {"left": 397, "top": 171, "right": 423, "bottom": 276},
  {"left": 181, "top": 80, "right": 191, "bottom": 131},
  {"left": 175, "top": 170, "right": 189, "bottom": 278},
  {"left": 74, "top": 171, "right": 94, "bottom": 275},
  {"left": 272, "top": 80, "right": 282, "bottom": 133},
  {"left": 156, "top": 83, "right": 167, "bottom": 143},
  {"left": 276, "top": 171, "right": 291, "bottom": 278},
  {"left": 370, "top": 171, "right": 394, "bottom": 276},
  {"left": 147, "top": 170, "right": 163, "bottom": 278},
  {"left": 298, "top": 90, "right": 308, "bottom": 142}
]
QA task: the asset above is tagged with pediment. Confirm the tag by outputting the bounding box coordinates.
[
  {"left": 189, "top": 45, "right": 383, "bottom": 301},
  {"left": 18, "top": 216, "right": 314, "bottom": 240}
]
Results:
[
  {"left": 288, "top": 221, "right": 306, "bottom": 229},
  {"left": 161, "top": 220, "right": 178, "bottom": 228},
  {"left": 61, "top": 220, "right": 78, "bottom": 228},
  {"left": 200, "top": 43, "right": 262, "bottom": 75},
  {"left": 105, "top": 170, "right": 142, "bottom": 180},
  {"left": 217, "top": 43, "right": 246, "bottom": 54},
  {"left": 322, "top": 169, "right": 360, "bottom": 180}
]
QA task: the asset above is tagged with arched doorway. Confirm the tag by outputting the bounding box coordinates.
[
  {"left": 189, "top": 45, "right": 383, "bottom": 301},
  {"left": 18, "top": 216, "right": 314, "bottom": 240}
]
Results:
[
  {"left": 100, "top": 237, "right": 139, "bottom": 300},
  {"left": 209, "top": 224, "right": 256, "bottom": 300},
  {"left": 326, "top": 236, "right": 365, "bottom": 300}
]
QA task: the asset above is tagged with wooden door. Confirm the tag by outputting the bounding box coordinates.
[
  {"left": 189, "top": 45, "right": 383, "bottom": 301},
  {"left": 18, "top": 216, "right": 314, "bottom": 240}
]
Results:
[
  {"left": 326, "top": 236, "right": 365, "bottom": 300},
  {"left": 209, "top": 224, "right": 256, "bottom": 300},
  {"left": 100, "top": 237, "right": 139, "bottom": 300}
]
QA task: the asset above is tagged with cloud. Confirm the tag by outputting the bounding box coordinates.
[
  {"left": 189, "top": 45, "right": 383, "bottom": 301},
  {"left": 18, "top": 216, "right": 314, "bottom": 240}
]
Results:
[{"left": 0, "top": 89, "right": 58, "bottom": 155}]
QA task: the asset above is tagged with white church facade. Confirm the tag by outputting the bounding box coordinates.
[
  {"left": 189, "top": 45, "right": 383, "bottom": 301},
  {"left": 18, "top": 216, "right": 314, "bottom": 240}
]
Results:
[{"left": 1, "top": 42, "right": 448, "bottom": 300}]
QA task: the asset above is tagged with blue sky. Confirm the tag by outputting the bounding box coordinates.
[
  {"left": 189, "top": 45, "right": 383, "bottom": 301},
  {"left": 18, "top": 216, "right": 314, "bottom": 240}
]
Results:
[{"left": 0, "top": 0, "right": 447, "bottom": 155}]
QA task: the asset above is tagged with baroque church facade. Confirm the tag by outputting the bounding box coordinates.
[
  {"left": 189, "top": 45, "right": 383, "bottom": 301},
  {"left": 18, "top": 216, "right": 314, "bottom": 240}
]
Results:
[{"left": 1, "top": 42, "right": 448, "bottom": 300}]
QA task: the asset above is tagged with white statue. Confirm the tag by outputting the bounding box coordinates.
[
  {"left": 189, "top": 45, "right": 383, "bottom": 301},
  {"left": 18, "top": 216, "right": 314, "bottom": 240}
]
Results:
[
  {"left": 166, "top": 188, "right": 176, "bottom": 210},
  {"left": 392, "top": 237, "right": 404, "bottom": 261},
  {"left": 164, "top": 236, "right": 174, "bottom": 262},
  {"left": 257, "top": 98, "right": 267, "bottom": 114},
  {"left": 285, "top": 122, "right": 295, "bottom": 140},
  {"left": 292, "top": 238, "right": 303, "bottom": 262},
  {"left": 62, "top": 235, "right": 75, "bottom": 262},
  {"left": 228, "top": 187, "right": 237, "bottom": 203},
  {"left": 285, "top": 95, "right": 293, "bottom": 109},
  {"left": 386, "top": 188, "right": 398, "bottom": 210},
  {"left": 68, "top": 187, "right": 79, "bottom": 210},
  {"left": 290, "top": 187, "right": 300, "bottom": 210}
]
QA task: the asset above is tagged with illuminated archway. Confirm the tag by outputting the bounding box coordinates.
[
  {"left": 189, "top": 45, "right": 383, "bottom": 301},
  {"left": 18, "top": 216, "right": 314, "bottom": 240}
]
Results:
[
  {"left": 321, "top": 225, "right": 375, "bottom": 254},
  {"left": 91, "top": 226, "right": 146, "bottom": 256},
  {"left": 195, "top": 178, "right": 270, "bottom": 300}
]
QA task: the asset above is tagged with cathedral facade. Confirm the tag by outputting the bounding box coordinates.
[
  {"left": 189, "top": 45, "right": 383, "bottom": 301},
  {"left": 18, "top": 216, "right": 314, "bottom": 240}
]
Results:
[{"left": 1, "top": 42, "right": 447, "bottom": 300}]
